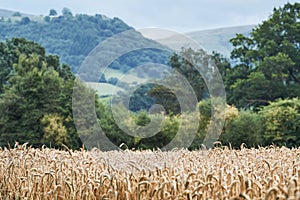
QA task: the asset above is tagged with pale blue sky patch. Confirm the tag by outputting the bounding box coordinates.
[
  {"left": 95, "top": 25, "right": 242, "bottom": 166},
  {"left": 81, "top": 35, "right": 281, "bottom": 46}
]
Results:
[{"left": 0, "top": 0, "right": 296, "bottom": 32}]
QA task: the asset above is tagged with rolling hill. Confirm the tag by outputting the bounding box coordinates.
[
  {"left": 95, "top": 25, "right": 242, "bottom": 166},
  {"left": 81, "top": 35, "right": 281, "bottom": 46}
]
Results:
[
  {"left": 187, "top": 25, "right": 255, "bottom": 57},
  {"left": 0, "top": 9, "right": 33, "bottom": 17},
  {"left": 141, "top": 25, "right": 255, "bottom": 58},
  {"left": 0, "top": 8, "right": 172, "bottom": 99},
  {"left": 0, "top": 8, "right": 170, "bottom": 74},
  {"left": 0, "top": 9, "right": 17, "bottom": 17},
  {"left": 0, "top": 8, "right": 257, "bottom": 100}
]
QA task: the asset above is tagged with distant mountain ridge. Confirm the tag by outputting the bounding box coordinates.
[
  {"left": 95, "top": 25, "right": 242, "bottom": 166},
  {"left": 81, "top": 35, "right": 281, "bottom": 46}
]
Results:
[
  {"left": 0, "top": 8, "right": 256, "bottom": 99},
  {"left": 0, "top": 8, "right": 33, "bottom": 17},
  {"left": 0, "top": 8, "right": 256, "bottom": 59},
  {"left": 187, "top": 25, "right": 256, "bottom": 57},
  {"left": 0, "top": 8, "right": 172, "bottom": 97},
  {"left": 0, "top": 8, "right": 170, "bottom": 73},
  {"left": 144, "top": 25, "right": 256, "bottom": 58}
]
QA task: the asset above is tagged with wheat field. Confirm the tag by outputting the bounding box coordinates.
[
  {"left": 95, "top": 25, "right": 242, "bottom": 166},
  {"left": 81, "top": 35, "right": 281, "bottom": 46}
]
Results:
[{"left": 0, "top": 144, "right": 299, "bottom": 199}]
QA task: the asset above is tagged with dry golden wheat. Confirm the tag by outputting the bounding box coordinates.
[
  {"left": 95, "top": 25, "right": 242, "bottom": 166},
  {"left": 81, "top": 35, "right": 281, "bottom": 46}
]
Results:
[{"left": 0, "top": 144, "right": 299, "bottom": 199}]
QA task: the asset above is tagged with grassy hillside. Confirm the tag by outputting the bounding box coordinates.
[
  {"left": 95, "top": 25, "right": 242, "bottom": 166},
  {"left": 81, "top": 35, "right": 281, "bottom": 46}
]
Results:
[
  {"left": 0, "top": 9, "right": 33, "bottom": 17},
  {"left": 0, "top": 9, "right": 255, "bottom": 102},
  {"left": 0, "top": 9, "right": 170, "bottom": 74},
  {"left": 145, "top": 25, "right": 255, "bottom": 58},
  {"left": 0, "top": 9, "right": 16, "bottom": 17},
  {"left": 187, "top": 25, "right": 255, "bottom": 57},
  {"left": 86, "top": 82, "right": 124, "bottom": 97}
]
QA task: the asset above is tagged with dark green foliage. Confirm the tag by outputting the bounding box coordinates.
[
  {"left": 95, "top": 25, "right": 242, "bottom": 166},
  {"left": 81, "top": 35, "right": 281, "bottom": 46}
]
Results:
[
  {"left": 0, "top": 38, "right": 81, "bottom": 149},
  {"left": 112, "top": 48, "right": 170, "bottom": 73},
  {"left": 1, "top": 2, "right": 300, "bottom": 150},
  {"left": 169, "top": 48, "right": 209, "bottom": 100},
  {"left": 49, "top": 9, "right": 57, "bottom": 16},
  {"left": 148, "top": 48, "right": 209, "bottom": 115},
  {"left": 0, "top": 38, "right": 47, "bottom": 93},
  {"left": 98, "top": 74, "right": 106, "bottom": 83},
  {"left": 12, "top": 12, "right": 21, "bottom": 17},
  {"left": 19, "top": 17, "right": 30, "bottom": 25},
  {"left": 129, "top": 83, "right": 156, "bottom": 112},
  {"left": 148, "top": 85, "right": 180, "bottom": 115},
  {"left": 134, "top": 111, "right": 151, "bottom": 126},
  {"left": 188, "top": 98, "right": 263, "bottom": 149},
  {"left": 107, "top": 77, "right": 118, "bottom": 85},
  {"left": 137, "top": 116, "right": 179, "bottom": 149},
  {"left": 96, "top": 104, "right": 179, "bottom": 150},
  {"left": 228, "top": 2, "right": 300, "bottom": 109},
  {"left": 220, "top": 111, "right": 264, "bottom": 148},
  {"left": 62, "top": 8, "right": 73, "bottom": 18}
]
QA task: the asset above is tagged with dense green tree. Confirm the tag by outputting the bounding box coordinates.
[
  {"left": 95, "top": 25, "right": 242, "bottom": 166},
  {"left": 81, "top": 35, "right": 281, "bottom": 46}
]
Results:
[
  {"left": 190, "top": 98, "right": 239, "bottom": 148},
  {"left": 170, "top": 48, "right": 209, "bottom": 100},
  {"left": 149, "top": 48, "right": 225, "bottom": 115},
  {"left": 129, "top": 84, "right": 155, "bottom": 112},
  {"left": 0, "top": 38, "right": 81, "bottom": 148},
  {"left": 12, "top": 12, "right": 21, "bottom": 17},
  {"left": 49, "top": 9, "right": 57, "bottom": 16},
  {"left": 210, "top": 52, "right": 232, "bottom": 95},
  {"left": 148, "top": 49, "right": 204, "bottom": 114},
  {"left": 44, "top": 16, "right": 51, "bottom": 22},
  {"left": 0, "top": 38, "right": 47, "bottom": 93},
  {"left": 228, "top": 3, "right": 300, "bottom": 109},
  {"left": 220, "top": 111, "right": 264, "bottom": 148},
  {"left": 20, "top": 17, "right": 30, "bottom": 25},
  {"left": 62, "top": 8, "right": 73, "bottom": 18},
  {"left": 98, "top": 74, "right": 107, "bottom": 83},
  {"left": 148, "top": 85, "right": 180, "bottom": 115}
]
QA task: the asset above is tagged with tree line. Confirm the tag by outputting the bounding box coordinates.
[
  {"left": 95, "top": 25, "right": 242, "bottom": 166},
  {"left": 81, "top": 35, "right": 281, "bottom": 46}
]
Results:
[{"left": 0, "top": 2, "right": 299, "bottom": 149}]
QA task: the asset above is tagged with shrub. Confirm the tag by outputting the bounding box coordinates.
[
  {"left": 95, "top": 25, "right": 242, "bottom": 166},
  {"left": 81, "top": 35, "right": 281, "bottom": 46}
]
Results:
[
  {"left": 259, "top": 98, "right": 300, "bottom": 147},
  {"left": 220, "top": 111, "right": 264, "bottom": 148}
]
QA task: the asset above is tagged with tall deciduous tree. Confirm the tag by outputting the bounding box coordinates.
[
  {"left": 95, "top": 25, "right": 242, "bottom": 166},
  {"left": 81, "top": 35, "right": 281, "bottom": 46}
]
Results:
[
  {"left": 149, "top": 48, "right": 207, "bottom": 114},
  {"left": 49, "top": 9, "right": 57, "bottom": 16},
  {"left": 228, "top": 3, "right": 300, "bottom": 109},
  {"left": 0, "top": 38, "right": 81, "bottom": 148},
  {"left": 0, "top": 38, "right": 46, "bottom": 93}
]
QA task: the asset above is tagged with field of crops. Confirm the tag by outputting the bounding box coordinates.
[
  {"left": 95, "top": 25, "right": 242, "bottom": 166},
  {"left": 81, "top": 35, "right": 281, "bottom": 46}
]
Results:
[{"left": 0, "top": 144, "right": 299, "bottom": 199}]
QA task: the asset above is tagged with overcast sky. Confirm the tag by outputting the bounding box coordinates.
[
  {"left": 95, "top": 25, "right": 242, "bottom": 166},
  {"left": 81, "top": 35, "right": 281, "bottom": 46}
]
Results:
[{"left": 0, "top": 0, "right": 297, "bottom": 32}]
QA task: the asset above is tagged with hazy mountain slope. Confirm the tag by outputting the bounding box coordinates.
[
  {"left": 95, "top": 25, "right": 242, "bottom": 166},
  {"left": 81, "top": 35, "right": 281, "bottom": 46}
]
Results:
[
  {"left": 187, "top": 25, "right": 255, "bottom": 57},
  {"left": 0, "top": 9, "right": 15, "bottom": 16},
  {"left": 0, "top": 9, "right": 33, "bottom": 17},
  {"left": 142, "top": 25, "right": 255, "bottom": 58},
  {"left": 0, "top": 9, "right": 170, "bottom": 73}
]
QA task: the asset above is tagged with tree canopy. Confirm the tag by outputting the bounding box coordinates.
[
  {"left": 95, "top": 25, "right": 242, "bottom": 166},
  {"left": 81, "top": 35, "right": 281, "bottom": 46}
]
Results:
[
  {"left": 227, "top": 2, "right": 300, "bottom": 109},
  {"left": 1, "top": 3, "right": 300, "bottom": 149},
  {"left": 0, "top": 38, "right": 81, "bottom": 148}
]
